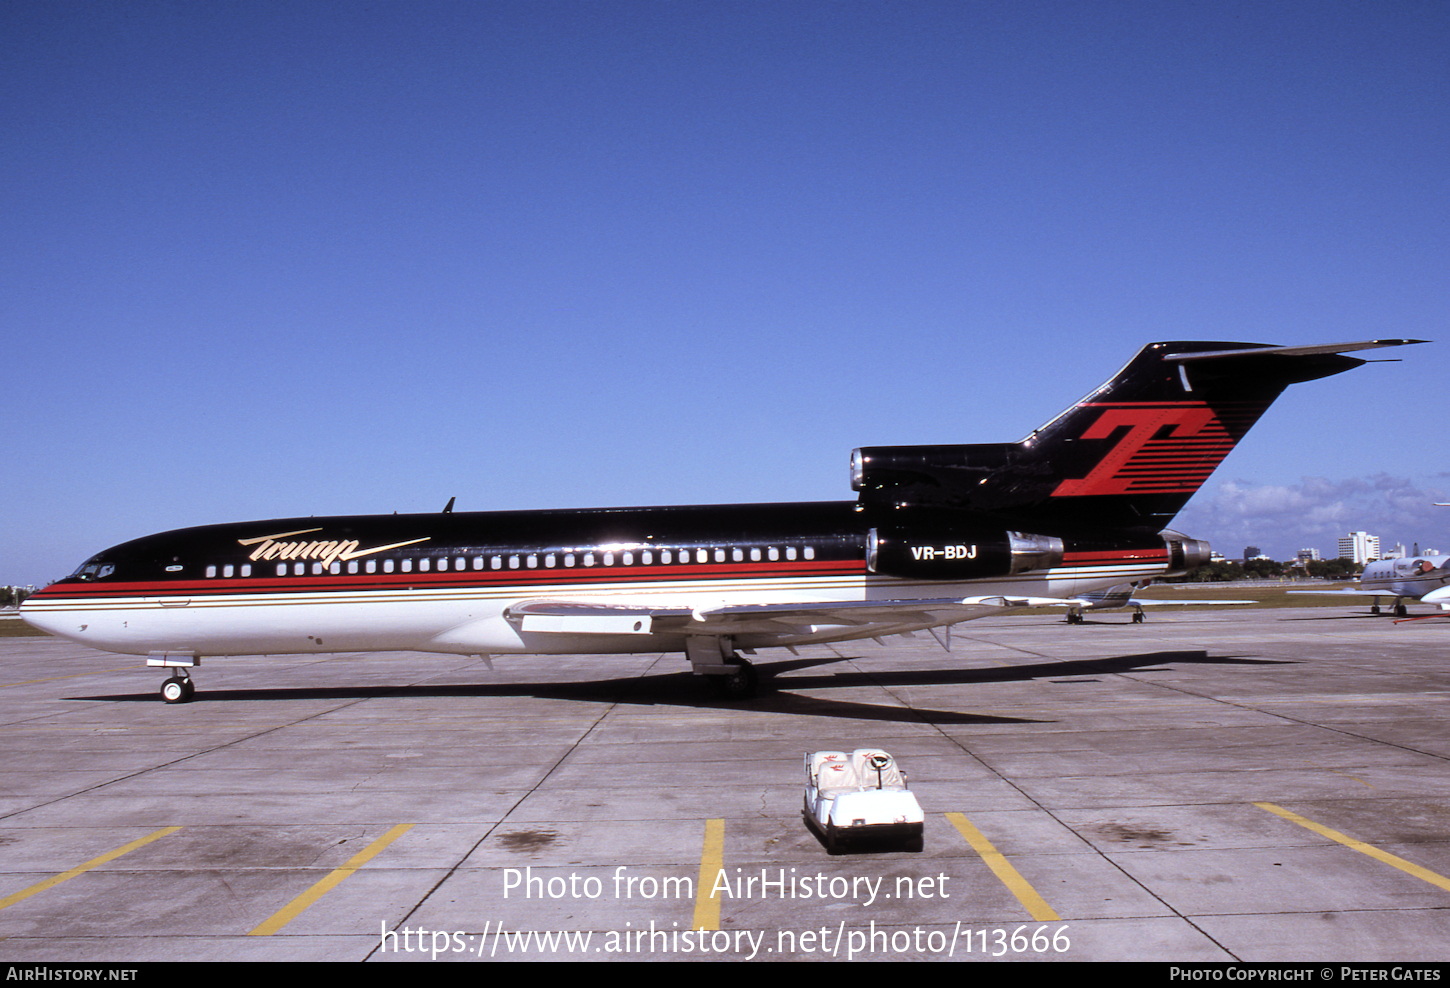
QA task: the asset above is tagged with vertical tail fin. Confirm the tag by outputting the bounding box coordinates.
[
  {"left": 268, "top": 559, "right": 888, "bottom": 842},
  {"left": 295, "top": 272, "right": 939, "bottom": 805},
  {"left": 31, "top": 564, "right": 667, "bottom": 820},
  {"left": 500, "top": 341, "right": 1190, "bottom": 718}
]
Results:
[{"left": 854, "top": 339, "right": 1423, "bottom": 534}]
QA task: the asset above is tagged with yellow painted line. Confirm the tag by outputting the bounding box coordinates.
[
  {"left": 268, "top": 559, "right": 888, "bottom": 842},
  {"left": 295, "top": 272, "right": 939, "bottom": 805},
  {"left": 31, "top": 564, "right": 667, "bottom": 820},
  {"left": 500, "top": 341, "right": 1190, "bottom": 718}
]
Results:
[
  {"left": 1256, "top": 803, "right": 1450, "bottom": 893},
  {"left": 946, "top": 812, "right": 1060, "bottom": 921},
  {"left": 0, "top": 826, "right": 181, "bottom": 912},
  {"left": 692, "top": 818, "right": 724, "bottom": 931},
  {"left": 248, "top": 823, "right": 414, "bottom": 936}
]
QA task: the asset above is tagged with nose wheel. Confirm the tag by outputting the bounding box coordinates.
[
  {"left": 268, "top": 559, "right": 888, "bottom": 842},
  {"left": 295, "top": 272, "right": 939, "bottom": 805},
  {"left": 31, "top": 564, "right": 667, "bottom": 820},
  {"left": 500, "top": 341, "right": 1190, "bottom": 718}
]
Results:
[{"left": 160, "top": 675, "right": 195, "bottom": 704}]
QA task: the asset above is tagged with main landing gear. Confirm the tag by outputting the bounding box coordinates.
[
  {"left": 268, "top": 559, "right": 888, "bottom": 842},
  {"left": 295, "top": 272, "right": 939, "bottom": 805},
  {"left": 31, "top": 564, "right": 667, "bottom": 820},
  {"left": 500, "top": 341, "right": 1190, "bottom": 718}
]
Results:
[
  {"left": 685, "top": 635, "right": 759, "bottom": 700},
  {"left": 710, "top": 656, "right": 759, "bottom": 700}
]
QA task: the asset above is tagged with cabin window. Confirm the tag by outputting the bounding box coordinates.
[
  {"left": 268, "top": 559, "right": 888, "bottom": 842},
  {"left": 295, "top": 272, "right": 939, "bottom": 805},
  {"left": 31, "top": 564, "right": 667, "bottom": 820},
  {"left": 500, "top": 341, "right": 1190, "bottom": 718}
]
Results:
[
  {"left": 401, "top": 559, "right": 413, "bottom": 573},
  {"left": 584, "top": 552, "right": 595, "bottom": 567},
  {"left": 697, "top": 549, "right": 708, "bottom": 563},
  {"left": 224, "top": 564, "right": 235, "bottom": 577},
  {"left": 623, "top": 551, "right": 633, "bottom": 565},
  {"left": 732, "top": 548, "right": 743, "bottom": 562},
  {"left": 750, "top": 548, "right": 760, "bottom": 562},
  {"left": 527, "top": 555, "right": 537, "bottom": 569},
  {"left": 786, "top": 547, "right": 797, "bottom": 561},
  {"left": 603, "top": 551, "right": 614, "bottom": 566},
  {"left": 347, "top": 561, "right": 358, "bottom": 574},
  {"left": 564, "top": 553, "right": 575, "bottom": 567},
  {"left": 206, "top": 565, "right": 217, "bottom": 578},
  {"left": 804, "top": 546, "right": 815, "bottom": 560},
  {"left": 419, "top": 558, "right": 430, "bottom": 572},
  {"left": 662, "top": 549, "right": 673, "bottom": 564},
  {"left": 509, "top": 555, "right": 520, "bottom": 569},
  {"left": 768, "top": 547, "right": 779, "bottom": 561},
  {"left": 329, "top": 562, "right": 341, "bottom": 574},
  {"left": 472, "top": 556, "right": 483, "bottom": 570},
  {"left": 491, "top": 556, "right": 502, "bottom": 570},
  {"left": 276, "top": 563, "right": 287, "bottom": 576},
  {"left": 382, "top": 559, "right": 393, "bottom": 573},
  {"left": 294, "top": 563, "right": 306, "bottom": 575},
  {"left": 545, "top": 554, "right": 556, "bottom": 568},
  {"left": 241, "top": 564, "right": 251, "bottom": 577},
  {"left": 641, "top": 550, "right": 652, "bottom": 565}
]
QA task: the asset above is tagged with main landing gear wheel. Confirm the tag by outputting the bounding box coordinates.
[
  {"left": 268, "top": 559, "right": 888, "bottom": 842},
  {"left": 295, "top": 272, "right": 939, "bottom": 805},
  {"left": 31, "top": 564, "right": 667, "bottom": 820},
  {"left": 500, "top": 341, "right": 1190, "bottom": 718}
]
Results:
[
  {"left": 160, "top": 676, "right": 194, "bottom": 704},
  {"left": 710, "top": 658, "right": 758, "bottom": 700}
]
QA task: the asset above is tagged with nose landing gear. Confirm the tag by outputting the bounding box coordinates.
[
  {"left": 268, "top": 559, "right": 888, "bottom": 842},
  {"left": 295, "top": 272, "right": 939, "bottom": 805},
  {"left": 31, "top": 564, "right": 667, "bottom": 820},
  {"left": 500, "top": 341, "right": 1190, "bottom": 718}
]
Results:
[
  {"left": 148, "top": 651, "right": 199, "bottom": 703},
  {"left": 160, "top": 673, "right": 195, "bottom": 704}
]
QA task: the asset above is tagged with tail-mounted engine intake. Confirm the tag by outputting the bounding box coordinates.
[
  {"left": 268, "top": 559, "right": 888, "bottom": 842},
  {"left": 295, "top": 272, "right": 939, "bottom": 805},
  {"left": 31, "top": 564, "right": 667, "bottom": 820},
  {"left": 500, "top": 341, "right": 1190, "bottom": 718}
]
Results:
[{"left": 867, "top": 528, "right": 1064, "bottom": 580}]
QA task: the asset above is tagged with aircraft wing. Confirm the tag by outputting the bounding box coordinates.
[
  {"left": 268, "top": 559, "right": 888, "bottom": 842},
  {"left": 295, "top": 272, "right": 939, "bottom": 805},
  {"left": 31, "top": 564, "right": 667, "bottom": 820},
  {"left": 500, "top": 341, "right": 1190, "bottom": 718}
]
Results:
[
  {"left": 502, "top": 589, "right": 1254, "bottom": 640},
  {"left": 1287, "top": 588, "right": 1409, "bottom": 598},
  {"left": 1031, "top": 596, "right": 1253, "bottom": 610},
  {"left": 502, "top": 595, "right": 1053, "bottom": 637},
  {"left": 1123, "top": 598, "right": 1254, "bottom": 606}
]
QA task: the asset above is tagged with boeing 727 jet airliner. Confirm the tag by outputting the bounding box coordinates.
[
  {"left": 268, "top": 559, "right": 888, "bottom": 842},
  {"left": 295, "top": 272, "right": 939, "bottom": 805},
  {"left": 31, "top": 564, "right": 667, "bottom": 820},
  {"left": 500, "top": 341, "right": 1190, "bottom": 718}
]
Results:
[{"left": 21, "top": 339, "right": 1421, "bottom": 702}]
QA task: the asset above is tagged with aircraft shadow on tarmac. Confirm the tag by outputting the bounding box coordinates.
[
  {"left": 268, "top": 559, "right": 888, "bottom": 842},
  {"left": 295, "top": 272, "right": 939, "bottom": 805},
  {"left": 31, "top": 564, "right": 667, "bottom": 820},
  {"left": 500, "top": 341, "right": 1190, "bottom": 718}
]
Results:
[{"left": 70, "top": 649, "right": 1291, "bottom": 727}]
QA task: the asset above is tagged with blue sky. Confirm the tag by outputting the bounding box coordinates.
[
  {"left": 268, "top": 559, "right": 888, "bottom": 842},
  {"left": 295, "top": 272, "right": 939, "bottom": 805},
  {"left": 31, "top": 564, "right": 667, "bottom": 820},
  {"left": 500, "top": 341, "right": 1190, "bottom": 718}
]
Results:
[{"left": 3, "top": 0, "right": 1446, "bottom": 585}]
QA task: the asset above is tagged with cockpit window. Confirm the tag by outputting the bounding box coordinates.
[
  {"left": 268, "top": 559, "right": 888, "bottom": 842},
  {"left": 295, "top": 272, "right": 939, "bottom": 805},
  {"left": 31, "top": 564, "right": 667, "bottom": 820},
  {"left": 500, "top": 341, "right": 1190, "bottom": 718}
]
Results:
[{"left": 70, "top": 560, "right": 115, "bottom": 581}]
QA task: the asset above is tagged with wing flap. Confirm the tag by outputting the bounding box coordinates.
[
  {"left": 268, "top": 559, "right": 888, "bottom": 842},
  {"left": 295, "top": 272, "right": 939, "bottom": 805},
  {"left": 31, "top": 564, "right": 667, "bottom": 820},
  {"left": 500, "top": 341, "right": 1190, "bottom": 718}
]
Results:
[{"left": 507, "top": 600, "right": 664, "bottom": 635}]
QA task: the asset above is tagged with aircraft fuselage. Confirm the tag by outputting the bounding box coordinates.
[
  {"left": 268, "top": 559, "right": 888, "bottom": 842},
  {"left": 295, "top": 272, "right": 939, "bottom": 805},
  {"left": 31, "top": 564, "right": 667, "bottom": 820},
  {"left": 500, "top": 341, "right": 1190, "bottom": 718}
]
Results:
[{"left": 21, "top": 500, "right": 1186, "bottom": 657}]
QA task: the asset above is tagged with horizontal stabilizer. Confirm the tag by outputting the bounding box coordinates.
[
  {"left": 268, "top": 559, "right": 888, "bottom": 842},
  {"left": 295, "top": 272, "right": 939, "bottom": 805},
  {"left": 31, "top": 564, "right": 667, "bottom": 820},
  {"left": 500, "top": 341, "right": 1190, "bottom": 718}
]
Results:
[{"left": 1163, "top": 339, "right": 1426, "bottom": 362}]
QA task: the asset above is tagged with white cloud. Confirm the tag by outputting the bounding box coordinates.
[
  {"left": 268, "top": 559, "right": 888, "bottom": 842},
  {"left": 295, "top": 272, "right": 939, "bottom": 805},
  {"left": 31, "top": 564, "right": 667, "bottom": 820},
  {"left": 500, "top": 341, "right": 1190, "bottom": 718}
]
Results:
[{"left": 1174, "top": 474, "right": 1450, "bottom": 560}]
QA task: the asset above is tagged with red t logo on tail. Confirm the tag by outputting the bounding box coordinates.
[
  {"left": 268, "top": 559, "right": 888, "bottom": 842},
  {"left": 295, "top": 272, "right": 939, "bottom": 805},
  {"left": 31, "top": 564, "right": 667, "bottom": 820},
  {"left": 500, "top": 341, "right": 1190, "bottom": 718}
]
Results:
[{"left": 1052, "top": 403, "right": 1234, "bottom": 497}]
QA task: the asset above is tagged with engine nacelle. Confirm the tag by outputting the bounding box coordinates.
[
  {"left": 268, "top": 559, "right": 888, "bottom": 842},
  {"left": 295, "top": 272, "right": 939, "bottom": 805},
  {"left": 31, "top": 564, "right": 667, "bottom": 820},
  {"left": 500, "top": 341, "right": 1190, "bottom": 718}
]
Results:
[
  {"left": 867, "top": 528, "right": 1064, "bottom": 580},
  {"left": 1162, "top": 531, "right": 1213, "bottom": 575}
]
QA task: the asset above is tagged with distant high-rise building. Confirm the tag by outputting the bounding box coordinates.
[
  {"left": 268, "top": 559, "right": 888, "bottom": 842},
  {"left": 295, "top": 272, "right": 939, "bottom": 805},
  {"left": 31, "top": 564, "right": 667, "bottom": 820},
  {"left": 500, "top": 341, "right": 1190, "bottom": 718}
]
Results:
[
  {"left": 1339, "top": 531, "right": 1380, "bottom": 564},
  {"left": 1296, "top": 548, "right": 1321, "bottom": 563}
]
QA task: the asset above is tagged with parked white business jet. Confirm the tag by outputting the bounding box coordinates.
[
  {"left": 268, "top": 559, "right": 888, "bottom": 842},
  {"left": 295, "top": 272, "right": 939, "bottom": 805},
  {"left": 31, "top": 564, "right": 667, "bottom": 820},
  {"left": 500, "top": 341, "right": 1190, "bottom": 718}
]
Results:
[
  {"left": 1060, "top": 584, "right": 1253, "bottom": 624},
  {"left": 1291, "top": 555, "right": 1450, "bottom": 617}
]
